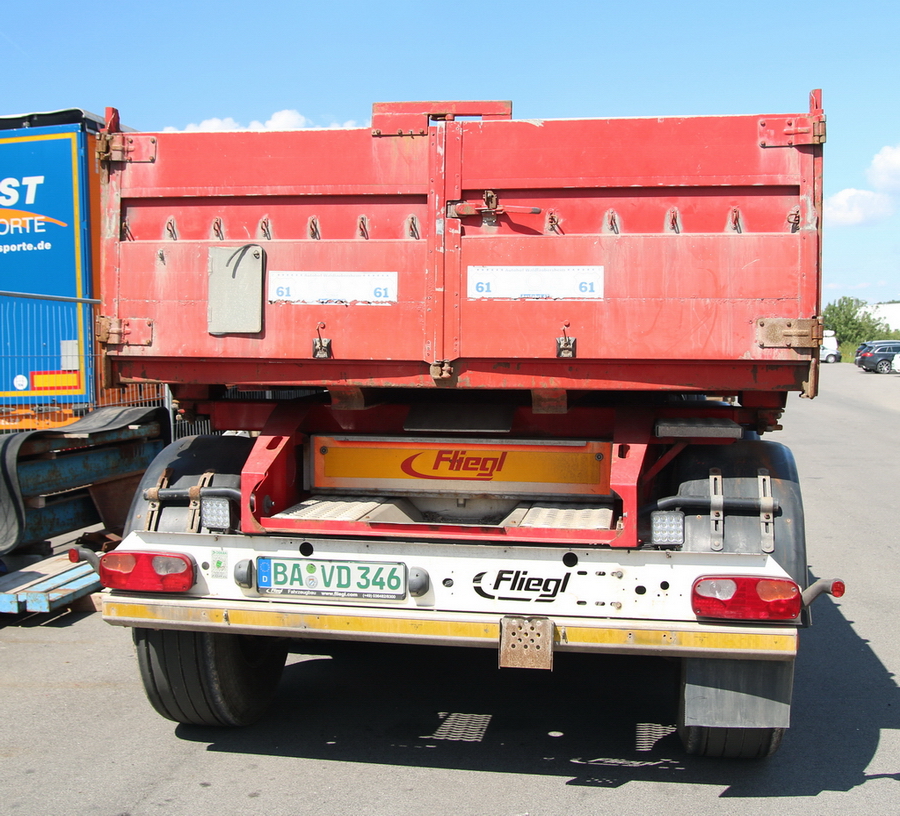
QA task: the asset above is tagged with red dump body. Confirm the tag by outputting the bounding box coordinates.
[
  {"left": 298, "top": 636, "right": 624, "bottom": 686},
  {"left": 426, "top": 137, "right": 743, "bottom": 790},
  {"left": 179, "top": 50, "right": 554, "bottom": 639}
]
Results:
[{"left": 98, "top": 95, "right": 824, "bottom": 401}]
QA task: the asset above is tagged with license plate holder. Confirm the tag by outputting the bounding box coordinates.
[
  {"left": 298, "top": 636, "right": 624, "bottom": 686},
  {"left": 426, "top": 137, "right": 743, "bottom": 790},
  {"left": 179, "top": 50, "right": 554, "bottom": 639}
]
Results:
[{"left": 257, "top": 557, "right": 407, "bottom": 600}]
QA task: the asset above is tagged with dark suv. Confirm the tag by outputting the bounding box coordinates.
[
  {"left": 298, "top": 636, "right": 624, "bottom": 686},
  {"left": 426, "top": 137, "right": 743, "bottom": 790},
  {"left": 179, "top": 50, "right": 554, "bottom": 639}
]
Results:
[{"left": 855, "top": 341, "right": 900, "bottom": 373}]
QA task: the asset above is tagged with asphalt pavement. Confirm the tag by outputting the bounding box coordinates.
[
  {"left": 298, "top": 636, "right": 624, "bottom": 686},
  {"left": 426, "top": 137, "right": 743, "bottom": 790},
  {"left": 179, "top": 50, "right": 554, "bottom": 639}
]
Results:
[{"left": 1, "top": 361, "right": 898, "bottom": 816}]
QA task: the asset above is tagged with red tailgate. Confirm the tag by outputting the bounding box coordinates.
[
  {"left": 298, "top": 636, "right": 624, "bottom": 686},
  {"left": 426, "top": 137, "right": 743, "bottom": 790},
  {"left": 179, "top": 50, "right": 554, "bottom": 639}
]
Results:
[{"left": 100, "top": 95, "right": 823, "bottom": 394}]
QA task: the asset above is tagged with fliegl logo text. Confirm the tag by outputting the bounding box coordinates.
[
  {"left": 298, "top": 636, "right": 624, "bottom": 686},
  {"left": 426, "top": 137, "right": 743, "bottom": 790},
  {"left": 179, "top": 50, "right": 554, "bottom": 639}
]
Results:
[
  {"left": 473, "top": 569, "right": 571, "bottom": 603},
  {"left": 401, "top": 449, "right": 508, "bottom": 481},
  {"left": 0, "top": 176, "right": 67, "bottom": 242}
]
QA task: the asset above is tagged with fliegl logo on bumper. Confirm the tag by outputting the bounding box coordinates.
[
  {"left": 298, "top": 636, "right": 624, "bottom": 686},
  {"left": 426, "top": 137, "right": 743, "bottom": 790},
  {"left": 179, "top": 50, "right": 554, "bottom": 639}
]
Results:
[
  {"left": 473, "top": 569, "right": 571, "bottom": 603},
  {"left": 401, "top": 449, "right": 508, "bottom": 481}
]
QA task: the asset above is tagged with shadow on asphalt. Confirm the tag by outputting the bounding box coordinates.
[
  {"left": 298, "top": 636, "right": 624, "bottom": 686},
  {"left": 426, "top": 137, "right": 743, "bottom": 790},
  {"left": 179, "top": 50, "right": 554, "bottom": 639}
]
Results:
[{"left": 173, "top": 585, "right": 900, "bottom": 799}]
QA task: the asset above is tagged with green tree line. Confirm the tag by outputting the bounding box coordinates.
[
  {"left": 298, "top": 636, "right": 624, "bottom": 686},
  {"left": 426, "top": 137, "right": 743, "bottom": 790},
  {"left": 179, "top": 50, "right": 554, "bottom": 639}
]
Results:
[{"left": 822, "top": 297, "right": 900, "bottom": 348}]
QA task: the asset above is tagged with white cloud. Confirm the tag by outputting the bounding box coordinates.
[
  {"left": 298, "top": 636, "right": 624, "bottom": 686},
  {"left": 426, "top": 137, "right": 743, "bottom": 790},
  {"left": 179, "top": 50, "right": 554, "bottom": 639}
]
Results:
[
  {"left": 824, "top": 188, "right": 893, "bottom": 226},
  {"left": 867, "top": 143, "right": 900, "bottom": 192},
  {"left": 824, "top": 141, "right": 900, "bottom": 228},
  {"left": 163, "top": 109, "right": 359, "bottom": 133},
  {"left": 248, "top": 109, "right": 310, "bottom": 130},
  {"left": 162, "top": 116, "right": 241, "bottom": 133}
]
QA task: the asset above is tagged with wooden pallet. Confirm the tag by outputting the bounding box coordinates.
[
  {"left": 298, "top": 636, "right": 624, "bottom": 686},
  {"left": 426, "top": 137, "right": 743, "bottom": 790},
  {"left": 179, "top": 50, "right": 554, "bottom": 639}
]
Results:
[{"left": 0, "top": 554, "right": 100, "bottom": 615}]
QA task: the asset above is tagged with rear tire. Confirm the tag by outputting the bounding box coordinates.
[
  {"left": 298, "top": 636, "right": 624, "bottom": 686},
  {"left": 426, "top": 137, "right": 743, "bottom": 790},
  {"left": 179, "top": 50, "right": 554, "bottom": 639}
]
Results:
[
  {"left": 679, "top": 725, "right": 784, "bottom": 759},
  {"left": 876, "top": 359, "right": 892, "bottom": 374},
  {"left": 134, "top": 628, "right": 287, "bottom": 726}
]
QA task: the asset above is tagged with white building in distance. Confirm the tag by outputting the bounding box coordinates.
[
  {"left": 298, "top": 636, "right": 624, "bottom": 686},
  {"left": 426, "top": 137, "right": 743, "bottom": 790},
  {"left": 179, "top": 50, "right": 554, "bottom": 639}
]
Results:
[{"left": 865, "top": 303, "right": 900, "bottom": 332}]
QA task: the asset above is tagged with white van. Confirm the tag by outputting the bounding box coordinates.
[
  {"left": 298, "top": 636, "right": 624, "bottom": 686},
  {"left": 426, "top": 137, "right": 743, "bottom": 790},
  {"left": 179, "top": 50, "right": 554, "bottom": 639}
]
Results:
[{"left": 820, "top": 330, "right": 841, "bottom": 363}]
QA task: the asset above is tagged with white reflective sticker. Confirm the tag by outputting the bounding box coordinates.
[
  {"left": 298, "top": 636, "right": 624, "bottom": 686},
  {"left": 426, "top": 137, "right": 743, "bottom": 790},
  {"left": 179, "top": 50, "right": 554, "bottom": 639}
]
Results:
[
  {"left": 268, "top": 271, "right": 397, "bottom": 303},
  {"left": 210, "top": 549, "right": 228, "bottom": 580},
  {"left": 467, "top": 266, "right": 604, "bottom": 299}
]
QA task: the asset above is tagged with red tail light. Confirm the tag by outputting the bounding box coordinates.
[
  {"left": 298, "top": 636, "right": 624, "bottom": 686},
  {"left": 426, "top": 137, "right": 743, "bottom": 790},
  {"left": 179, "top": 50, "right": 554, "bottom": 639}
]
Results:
[
  {"left": 691, "top": 576, "right": 801, "bottom": 621},
  {"left": 99, "top": 551, "right": 196, "bottom": 593},
  {"left": 860, "top": 352, "right": 873, "bottom": 357}
]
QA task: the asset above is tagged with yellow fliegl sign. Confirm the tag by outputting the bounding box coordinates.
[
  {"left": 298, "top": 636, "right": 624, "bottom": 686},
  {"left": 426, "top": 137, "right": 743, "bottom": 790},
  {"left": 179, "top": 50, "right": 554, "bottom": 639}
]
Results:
[{"left": 313, "top": 437, "right": 612, "bottom": 496}]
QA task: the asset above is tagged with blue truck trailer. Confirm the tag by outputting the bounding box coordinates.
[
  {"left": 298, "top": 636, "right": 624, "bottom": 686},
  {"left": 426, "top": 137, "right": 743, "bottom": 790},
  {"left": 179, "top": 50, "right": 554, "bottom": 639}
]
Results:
[
  {"left": 1, "top": 108, "right": 102, "bottom": 428},
  {"left": 1, "top": 110, "right": 166, "bottom": 558}
]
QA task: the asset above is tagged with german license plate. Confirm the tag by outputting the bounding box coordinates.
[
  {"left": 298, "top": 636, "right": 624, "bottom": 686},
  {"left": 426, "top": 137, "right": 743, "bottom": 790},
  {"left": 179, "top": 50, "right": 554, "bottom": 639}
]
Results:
[{"left": 256, "top": 557, "right": 407, "bottom": 600}]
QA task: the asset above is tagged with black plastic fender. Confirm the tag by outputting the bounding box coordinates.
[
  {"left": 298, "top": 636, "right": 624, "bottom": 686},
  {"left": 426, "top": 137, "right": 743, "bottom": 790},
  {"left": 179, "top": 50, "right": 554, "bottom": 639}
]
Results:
[
  {"left": 124, "top": 434, "right": 256, "bottom": 536},
  {"left": 670, "top": 439, "right": 807, "bottom": 589}
]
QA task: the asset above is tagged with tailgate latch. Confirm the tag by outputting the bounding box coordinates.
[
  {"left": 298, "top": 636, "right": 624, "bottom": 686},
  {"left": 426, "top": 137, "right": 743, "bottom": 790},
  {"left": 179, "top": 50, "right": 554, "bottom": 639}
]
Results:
[{"left": 448, "top": 190, "right": 541, "bottom": 226}]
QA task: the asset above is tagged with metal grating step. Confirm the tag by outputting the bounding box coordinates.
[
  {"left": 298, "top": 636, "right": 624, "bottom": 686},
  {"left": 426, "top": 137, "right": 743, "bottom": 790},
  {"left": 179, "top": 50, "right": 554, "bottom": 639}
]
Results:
[
  {"left": 273, "top": 496, "right": 614, "bottom": 531},
  {"left": 515, "top": 503, "right": 614, "bottom": 530},
  {"left": 274, "top": 497, "right": 385, "bottom": 522}
]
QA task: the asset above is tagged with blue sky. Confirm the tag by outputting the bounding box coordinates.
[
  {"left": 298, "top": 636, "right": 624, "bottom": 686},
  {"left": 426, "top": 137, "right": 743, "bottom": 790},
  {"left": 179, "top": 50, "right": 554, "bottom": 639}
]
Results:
[{"left": 4, "top": 0, "right": 898, "bottom": 306}]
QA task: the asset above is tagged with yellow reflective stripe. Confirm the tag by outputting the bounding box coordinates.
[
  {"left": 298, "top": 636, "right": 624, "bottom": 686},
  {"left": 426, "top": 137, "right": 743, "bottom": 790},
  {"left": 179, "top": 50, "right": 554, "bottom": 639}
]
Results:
[
  {"left": 561, "top": 626, "right": 797, "bottom": 654},
  {"left": 103, "top": 601, "right": 499, "bottom": 641},
  {"left": 232, "top": 609, "right": 500, "bottom": 640},
  {"left": 32, "top": 371, "right": 80, "bottom": 389},
  {"left": 103, "top": 600, "right": 796, "bottom": 655}
]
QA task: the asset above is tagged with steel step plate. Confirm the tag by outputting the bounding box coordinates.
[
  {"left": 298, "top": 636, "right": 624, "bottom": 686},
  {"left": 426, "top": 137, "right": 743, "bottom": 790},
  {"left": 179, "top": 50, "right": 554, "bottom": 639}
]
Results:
[{"left": 273, "top": 496, "right": 613, "bottom": 531}]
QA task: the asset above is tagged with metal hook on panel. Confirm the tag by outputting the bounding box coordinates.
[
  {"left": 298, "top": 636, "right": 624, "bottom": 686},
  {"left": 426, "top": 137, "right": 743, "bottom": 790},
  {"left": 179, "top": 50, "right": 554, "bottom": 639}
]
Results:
[
  {"left": 358, "top": 215, "right": 369, "bottom": 239},
  {"left": 259, "top": 217, "right": 272, "bottom": 240},
  {"left": 606, "top": 209, "right": 620, "bottom": 235},
  {"left": 308, "top": 216, "right": 321, "bottom": 240},
  {"left": 408, "top": 215, "right": 420, "bottom": 240},
  {"left": 212, "top": 217, "right": 225, "bottom": 241},
  {"left": 729, "top": 207, "right": 743, "bottom": 234},
  {"left": 164, "top": 217, "right": 177, "bottom": 241},
  {"left": 313, "top": 322, "right": 332, "bottom": 358},
  {"left": 121, "top": 219, "right": 134, "bottom": 241},
  {"left": 667, "top": 208, "right": 681, "bottom": 234},
  {"left": 787, "top": 206, "right": 801, "bottom": 233},
  {"left": 547, "top": 211, "right": 562, "bottom": 234},
  {"left": 556, "top": 321, "right": 576, "bottom": 358}
]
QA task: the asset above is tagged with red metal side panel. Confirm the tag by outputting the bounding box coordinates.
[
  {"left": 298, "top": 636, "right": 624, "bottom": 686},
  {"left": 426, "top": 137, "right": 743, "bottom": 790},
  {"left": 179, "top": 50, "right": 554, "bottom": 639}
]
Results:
[
  {"left": 107, "top": 129, "right": 434, "bottom": 363},
  {"left": 455, "top": 233, "right": 809, "bottom": 359},
  {"left": 119, "top": 129, "right": 427, "bottom": 196},
  {"left": 451, "top": 114, "right": 818, "bottom": 363},
  {"left": 100, "top": 99, "right": 823, "bottom": 394}
]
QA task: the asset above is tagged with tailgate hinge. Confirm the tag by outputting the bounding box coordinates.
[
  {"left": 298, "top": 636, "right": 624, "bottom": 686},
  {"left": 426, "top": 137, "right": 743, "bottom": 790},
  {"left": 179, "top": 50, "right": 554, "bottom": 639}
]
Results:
[
  {"left": 97, "top": 132, "right": 158, "bottom": 164},
  {"left": 755, "top": 317, "right": 823, "bottom": 349},
  {"left": 758, "top": 115, "right": 826, "bottom": 147},
  {"left": 758, "top": 90, "right": 826, "bottom": 147},
  {"left": 96, "top": 316, "right": 154, "bottom": 346}
]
